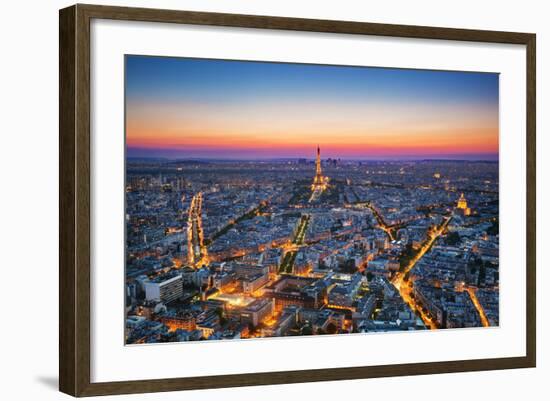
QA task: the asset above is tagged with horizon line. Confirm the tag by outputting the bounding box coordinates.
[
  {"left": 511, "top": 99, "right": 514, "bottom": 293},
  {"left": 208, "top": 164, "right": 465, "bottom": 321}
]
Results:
[{"left": 126, "top": 156, "right": 499, "bottom": 162}]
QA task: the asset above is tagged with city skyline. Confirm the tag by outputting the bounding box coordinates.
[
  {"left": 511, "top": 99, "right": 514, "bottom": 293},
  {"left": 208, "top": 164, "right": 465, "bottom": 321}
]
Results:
[
  {"left": 125, "top": 156, "right": 499, "bottom": 343},
  {"left": 125, "top": 56, "right": 499, "bottom": 344},
  {"left": 126, "top": 56, "right": 499, "bottom": 161}
]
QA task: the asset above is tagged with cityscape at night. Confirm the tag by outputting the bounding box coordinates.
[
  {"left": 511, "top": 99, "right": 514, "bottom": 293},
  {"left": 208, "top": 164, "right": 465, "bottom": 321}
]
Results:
[{"left": 124, "top": 56, "right": 499, "bottom": 344}]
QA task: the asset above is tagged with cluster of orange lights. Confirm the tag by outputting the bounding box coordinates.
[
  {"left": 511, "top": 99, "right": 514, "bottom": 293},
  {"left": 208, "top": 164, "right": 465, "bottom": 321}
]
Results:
[
  {"left": 390, "top": 216, "right": 452, "bottom": 329},
  {"left": 177, "top": 153, "right": 485, "bottom": 336},
  {"left": 466, "top": 287, "right": 490, "bottom": 327},
  {"left": 187, "top": 192, "right": 209, "bottom": 268}
]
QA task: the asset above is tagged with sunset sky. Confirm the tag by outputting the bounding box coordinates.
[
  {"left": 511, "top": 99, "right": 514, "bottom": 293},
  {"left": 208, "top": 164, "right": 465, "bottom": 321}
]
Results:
[{"left": 125, "top": 55, "right": 499, "bottom": 160}]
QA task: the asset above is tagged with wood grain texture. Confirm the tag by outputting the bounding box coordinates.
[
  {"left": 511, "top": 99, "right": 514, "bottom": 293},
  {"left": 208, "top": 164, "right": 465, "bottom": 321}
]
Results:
[
  {"left": 525, "top": 34, "right": 536, "bottom": 368},
  {"left": 59, "top": 3, "right": 537, "bottom": 397},
  {"left": 59, "top": 5, "right": 76, "bottom": 396}
]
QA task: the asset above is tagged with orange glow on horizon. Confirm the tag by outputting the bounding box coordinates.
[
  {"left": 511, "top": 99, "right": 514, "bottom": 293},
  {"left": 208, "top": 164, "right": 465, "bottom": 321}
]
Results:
[
  {"left": 125, "top": 94, "right": 499, "bottom": 158},
  {"left": 126, "top": 131, "right": 498, "bottom": 157}
]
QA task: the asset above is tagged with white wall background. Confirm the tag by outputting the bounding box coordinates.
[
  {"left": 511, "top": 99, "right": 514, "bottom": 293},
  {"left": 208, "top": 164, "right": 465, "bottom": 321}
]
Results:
[{"left": 0, "top": 0, "right": 546, "bottom": 399}]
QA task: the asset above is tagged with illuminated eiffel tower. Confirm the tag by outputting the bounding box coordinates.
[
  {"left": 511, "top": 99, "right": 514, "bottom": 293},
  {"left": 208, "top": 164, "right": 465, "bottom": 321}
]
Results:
[
  {"left": 313, "top": 145, "right": 323, "bottom": 187},
  {"left": 310, "top": 146, "right": 328, "bottom": 201}
]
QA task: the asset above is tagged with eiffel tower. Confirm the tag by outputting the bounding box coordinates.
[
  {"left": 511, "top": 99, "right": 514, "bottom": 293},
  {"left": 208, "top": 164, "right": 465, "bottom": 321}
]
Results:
[{"left": 309, "top": 146, "right": 328, "bottom": 202}]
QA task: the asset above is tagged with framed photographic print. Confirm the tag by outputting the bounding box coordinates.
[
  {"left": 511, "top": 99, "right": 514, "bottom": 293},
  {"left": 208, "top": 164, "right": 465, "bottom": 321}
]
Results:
[{"left": 59, "top": 4, "right": 536, "bottom": 397}]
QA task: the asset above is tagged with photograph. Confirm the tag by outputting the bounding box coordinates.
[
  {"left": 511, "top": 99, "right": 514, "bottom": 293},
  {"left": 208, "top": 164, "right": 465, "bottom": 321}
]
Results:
[
  {"left": 124, "top": 55, "right": 500, "bottom": 344},
  {"left": 0, "top": 0, "right": 542, "bottom": 399}
]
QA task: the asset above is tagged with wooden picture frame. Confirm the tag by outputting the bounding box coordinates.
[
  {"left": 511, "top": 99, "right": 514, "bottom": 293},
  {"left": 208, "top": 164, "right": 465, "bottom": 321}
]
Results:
[{"left": 59, "top": 3, "right": 536, "bottom": 397}]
